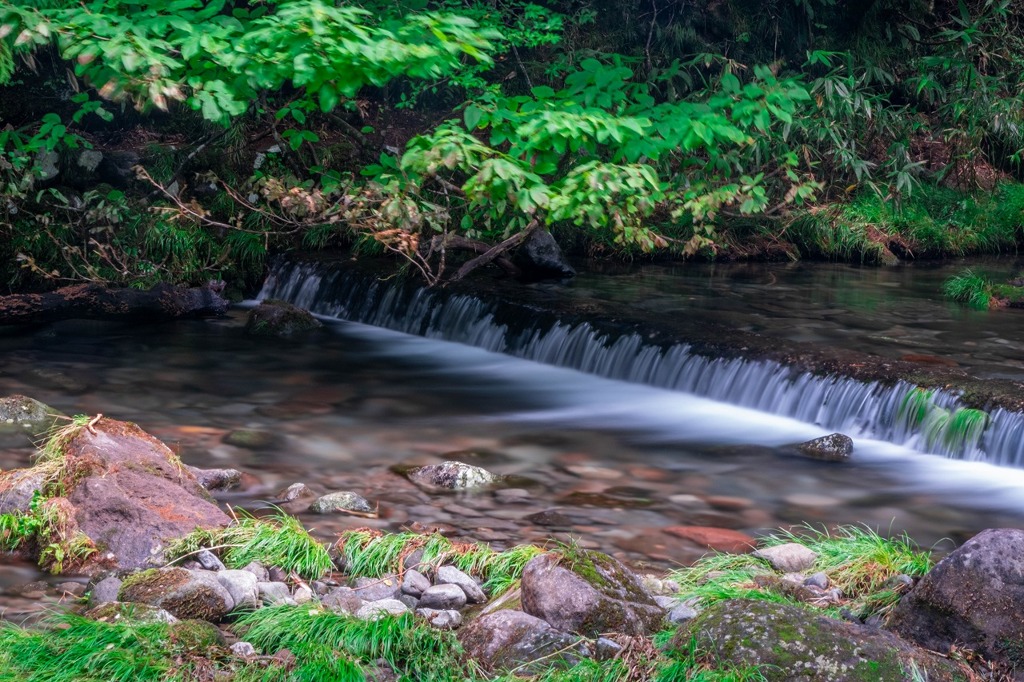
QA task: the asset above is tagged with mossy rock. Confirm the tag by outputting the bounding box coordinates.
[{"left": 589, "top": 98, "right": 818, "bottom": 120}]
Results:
[
  {"left": 245, "top": 300, "right": 322, "bottom": 339},
  {"left": 678, "top": 598, "right": 968, "bottom": 682},
  {"left": 84, "top": 601, "right": 179, "bottom": 624},
  {"left": 171, "top": 619, "right": 225, "bottom": 650},
  {"left": 118, "top": 567, "right": 234, "bottom": 622},
  {"left": 0, "top": 394, "right": 64, "bottom": 444}
]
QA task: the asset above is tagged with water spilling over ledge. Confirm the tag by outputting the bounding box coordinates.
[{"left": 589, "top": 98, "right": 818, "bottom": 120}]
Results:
[{"left": 259, "top": 259, "right": 1024, "bottom": 467}]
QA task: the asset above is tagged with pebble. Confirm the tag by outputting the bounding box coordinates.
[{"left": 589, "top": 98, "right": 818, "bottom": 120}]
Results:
[
  {"left": 230, "top": 642, "right": 256, "bottom": 657},
  {"left": 293, "top": 585, "right": 314, "bottom": 604},
  {"left": 257, "top": 582, "right": 294, "bottom": 606},
  {"left": 753, "top": 543, "right": 819, "bottom": 573},
  {"left": 196, "top": 549, "right": 226, "bottom": 572},
  {"left": 356, "top": 599, "right": 410, "bottom": 620},
  {"left": 416, "top": 608, "right": 462, "bottom": 629},
  {"left": 563, "top": 464, "right": 623, "bottom": 480},
  {"left": 419, "top": 584, "right": 467, "bottom": 610},
  {"left": 804, "top": 572, "right": 830, "bottom": 590},
  {"left": 436, "top": 566, "right": 486, "bottom": 603},
  {"left": 493, "top": 489, "right": 531, "bottom": 504}
]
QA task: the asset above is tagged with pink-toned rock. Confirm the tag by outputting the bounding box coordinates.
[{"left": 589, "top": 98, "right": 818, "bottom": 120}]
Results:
[{"left": 663, "top": 526, "right": 756, "bottom": 553}]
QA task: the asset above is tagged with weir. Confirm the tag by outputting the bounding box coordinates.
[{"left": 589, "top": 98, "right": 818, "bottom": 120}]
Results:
[{"left": 259, "top": 259, "right": 1024, "bottom": 468}]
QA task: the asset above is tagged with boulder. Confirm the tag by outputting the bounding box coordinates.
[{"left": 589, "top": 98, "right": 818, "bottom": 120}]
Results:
[
  {"left": 753, "top": 543, "right": 819, "bottom": 573},
  {"left": 118, "top": 568, "right": 234, "bottom": 622},
  {"left": 60, "top": 418, "right": 231, "bottom": 570},
  {"left": 308, "top": 491, "right": 372, "bottom": 514},
  {"left": 520, "top": 550, "right": 663, "bottom": 637},
  {"left": 216, "top": 570, "right": 260, "bottom": 611},
  {"left": 791, "top": 433, "right": 853, "bottom": 462},
  {"left": 0, "top": 468, "right": 47, "bottom": 515},
  {"left": 185, "top": 466, "right": 242, "bottom": 492},
  {"left": 0, "top": 395, "right": 63, "bottom": 444},
  {"left": 88, "top": 575, "right": 123, "bottom": 607},
  {"left": 512, "top": 229, "right": 576, "bottom": 282},
  {"left": 889, "top": 528, "right": 1024, "bottom": 667},
  {"left": 246, "top": 300, "right": 322, "bottom": 338},
  {"left": 406, "top": 461, "right": 498, "bottom": 491},
  {"left": 419, "top": 584, "right": 467, "bottom": 610},
  {"left": 681, "top": 599, "right": 966, "bottom": 681},
  {"left": 459, "top": 610, "right": 593, "bottom": 674},
  {"left": 356, "top": 599, "right": 410, "bottom": 620}
]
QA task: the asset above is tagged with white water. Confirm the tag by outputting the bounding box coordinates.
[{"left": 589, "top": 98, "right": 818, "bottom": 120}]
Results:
[{"left": 258, "top": 260, "right": 1024, "bottom": 470}]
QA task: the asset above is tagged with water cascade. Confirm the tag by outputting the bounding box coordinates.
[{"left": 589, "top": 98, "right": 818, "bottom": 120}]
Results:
[{"left": 259, "top": 260, "right": 1024, "bottom": 467}]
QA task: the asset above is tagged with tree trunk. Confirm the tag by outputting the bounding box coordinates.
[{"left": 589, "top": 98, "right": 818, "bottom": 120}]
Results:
[{"left": 0, "top": 283, "right": 229, "bottom": 325}]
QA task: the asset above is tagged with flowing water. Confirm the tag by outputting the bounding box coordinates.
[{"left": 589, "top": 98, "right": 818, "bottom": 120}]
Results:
[{"left": 3, "top": 258, "right": 1024, "bottom": 619}]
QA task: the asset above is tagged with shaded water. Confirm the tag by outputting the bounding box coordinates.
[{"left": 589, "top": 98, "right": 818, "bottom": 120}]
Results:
[{"left": 3, "top": 260, "right": 1024, "bottom": 619}]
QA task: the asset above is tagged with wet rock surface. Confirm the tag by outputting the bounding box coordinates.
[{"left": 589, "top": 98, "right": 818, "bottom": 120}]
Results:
[
  {"left": 245, "top": 300, "right": 322, "bottom": 338},
  {"left": 458, "top": 610, "right": 593, "bottom": 673},
  {"left": 791, "top": 433, "right": 854, "bottom": 462}
]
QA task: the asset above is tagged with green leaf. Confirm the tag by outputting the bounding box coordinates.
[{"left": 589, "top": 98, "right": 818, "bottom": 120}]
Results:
[{"left": 464, "top": 104, "right": 483, "bottom": 131}]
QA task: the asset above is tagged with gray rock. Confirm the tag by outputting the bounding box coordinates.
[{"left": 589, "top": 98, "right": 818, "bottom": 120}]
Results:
[
  {"left": 458, "top": 610, "right": 592, "bottom": 674},
  {"left": 293, "top": 584, "right": 314, "bottom": 604},
  {"left": 406, "top": 461, "right": 498, "bottom": 491},
  {"left": 277, "top": 482, "right": 315, "bottom": 503},
  {"left": 257, "top": 581, "right": 293, "bottom": 606},
  {"left": 356, "top": 598, "right": 410, "bottom": 620},
  {"left": 0, "top": 468, "right": 47, "bottom": 515},
  {"left": 196, "top": 549, "right": 226, "bottom": 572},
  {"left": 889, "top": 528, "right": 1024, "bottom": 668},
  {"left": 308, "top": 491, "right": 372, "bottom": 514},
  {"left": 512, "top": 228, "right": 576, "bottom": 281},
  {"left": 435, "top": 565, "right": 486, "bottom": 603},
  {"left": 0, "top": 395, "right": 62, "bottom": 442},
  {"left": 417, "top": 608, "right": 462, "bottom": 629},
  {"left": 753, "top": 543, "right": 818, "bottom": 573},
  {"left": 78, "top": 149, "right": 104, "bottom": 173},
  {"left": 398, "top": 594, "right": 419, "bottom": 610},
  {"left": 89, "top": 576, "right": 123, "bottom": 607},
  {"left": 118, "top": 568, "right": 234, "bottom": 622},
  {"left": 36, "top": 151, "right": 59, "bottom": 182},
  {"left": 667, "top": 602, "right": 699, "bottom": 624},
  {"left": 322, "top": 586, "right": 363, "bottom": 615},
  {"left": 654, "top": 595, "right": 679, "bottom": 609},
  {"left": 793, "top": 433, "right": 853, "bottom": 462},
  {"left": 804, "top": 572, "right": 830, "bottom": 590},
  {"left": 402, "top": 569, "right": 431, "bottom": 597},
  {"left": 241, "top": 561, "right": 269, "bottom": 582},
  {"left": 520, "top": 550, "right": 663, "bottom": 637},
  {"left": 85, "top": 601, "right": 178, "bottom": 624},
  {"left": 419, "top": 584, "right": 467, "bottom": 610},
  {"left": 352, "top": 575, "right": 401, "bottom": 602},
  {"left": 185, "top": 466, "right": 242, "bottom": 492},
  {"left": 230, "top": 641, "right": 256, "bottom": 657},
  {"left": 217, "top": 570, "right": 259, "bottom": 611},
  {"left": 681, "top": 598, "right": 964, "bottom": 681}
]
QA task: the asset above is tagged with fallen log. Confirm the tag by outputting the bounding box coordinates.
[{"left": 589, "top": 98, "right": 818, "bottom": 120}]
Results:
[{"left": 0, "top": 282, "right": 229, "bottom": 325}]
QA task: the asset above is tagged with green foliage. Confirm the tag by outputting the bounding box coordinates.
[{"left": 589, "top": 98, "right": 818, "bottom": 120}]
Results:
[
  {"left": 0, "top": 490, "right": 96, "bottom": 573},
  {"left": 339, "top": 529, "right": 541, "bottom": 596},
  {"left": 168, "top": 509, "right": 333, "bottom": 580},
  {"left": 943, "top": 268, "right": 992, "bottom": 309},
  {"left": 657, "top": 635, "right": 769, "bottom": 682},
  {"left": 669, "top": 525, "right": 932, "bottom": 621}
]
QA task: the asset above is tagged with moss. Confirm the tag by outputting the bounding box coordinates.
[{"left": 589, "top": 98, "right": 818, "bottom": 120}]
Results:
[{"left": 171, "top": 619, "right": 225, "bottom": 650}]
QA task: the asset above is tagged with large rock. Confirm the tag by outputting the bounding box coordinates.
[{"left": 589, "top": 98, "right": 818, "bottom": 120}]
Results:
[
  {"left": 459, "top": 610, "right": 593, "bottom": 674},
  {"left": 246, "top": 300, "right": 322, "bottom": 338},
  {"left": 118, "top": 568, "right": 234, "bottom": 622},
  {"left": 520, "top": 550, "right": 663, "bottom": 637},
  {"left": 889, "top": 528, "right": 1024, "bottom": 668},
  {"left": 682, "top": 599, "right": 966, "bottom": 681},
  {"left": 512, "top": 229, "right": 576, "bottom": 282},
  {"left": 61, "top": 418, "right": 230, "bottom": 570},
  {"left": 0, "top": 395, "right": 63, "bottom": 444},
  {"left": 791, "top": 433, "right": 853, "bottom": 462},
  {"left": 406, "top": 461, "right": 498, "bottom": 491}
]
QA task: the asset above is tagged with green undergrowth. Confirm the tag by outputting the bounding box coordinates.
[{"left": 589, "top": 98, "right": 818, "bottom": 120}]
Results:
[
  {"left": 338, "top": 529, "right": 543, "bottom": 595},
  {"left": 897, "top": 387, "right": 989, "bottom": 454},
  {"left": 669, "top": 524, "right": 932, "bottom": 620},
  {"left": 167, "top": 509, "right": 333, "bottom": 580},
  {"left": 943, "top": 267, "right": 1024, "bottom": 310},
  {"left": 784, "top": 183, "right": 1024, "bottom": 263}
]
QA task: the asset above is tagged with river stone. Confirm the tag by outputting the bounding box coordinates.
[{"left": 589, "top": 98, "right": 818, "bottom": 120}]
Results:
[
  {"left": 258, "top": 581, "right": 294, "bottom": 605},
  {"left": 0, "top": 468, "right": 47, "bottom": 515},
  {"left": 241, "top": 561, "right": 269, "bottom": 582},
  {"left": 231, "top": 642, "right": 256, "bottom": 658},
  {"left": 753, "top": 543, "right": 818, "bottom": 573},
  {"left": 458, "top": 610, "right": 592, "bottom": 674},
  {"left": 419, "top": 584, "right": 468, "bottom": 610},
  {"left": 196, "top": 549, "right": 226, "bottom": 572},
  {"left": 85, "top": 601, "right": 179, "bottom": 624},
  {"left": 793, "top": 433, "right": 853, "bottom": 462},
  {"left": 352, "top": 575, "right": 401, "bottom": 601},
  {"left": 277, "top": 482, "right": 316, "bottom": 503},
  {"left": 185, "top": 466, "right": 242, "bottom": 492},
  {"left": 0, "top": 395, "right": 62, "bottom": 441},
  {"left": 402, "top": 569, "right": 431, "bottom": 597},
  {"left": 118, "top": 568, "right": 234, "bottom": 622},
  {"left": 308, "top": 491, "right": 372, "bottom": 514},
  {"left": 417, "top": 608, "right": 462, "bottom": 630},
  {"left": 520, "top": 550, "right": 663, "bottom": 637},
  {"left": 889, "top": 528, "right": 1024, "bottom": 667},
  {"left": 436, "top": 565, "right": 487, "bottom": 603},
  {"left": 88, "top": 575, "right": 124, "bottom": 607},
  {"left": 406, "top": 461, "right": 498, "bottom": 491},
  {"left": 246, "top": 300, "right": 322, "bottom": 338},
  {"left": 222, "top": 429, "right": 282, "bottom": 451},
  {"left": 62, "top": 418, "right": 231, "bottom": 571},
  {"left": 322, "top": 586, "right": 363, "bottom": 615},
  {"left": 217, "top": 570, "right": 259, "bottom": 611},
  {"left": 356, "top": 598, "right": 410, "bottom": 620},
  {"left": 293, "top": 584, "right": 314, "bottom": 604},
  {"left": 681, "top": 598, "right": 966, "bottom": 681}
]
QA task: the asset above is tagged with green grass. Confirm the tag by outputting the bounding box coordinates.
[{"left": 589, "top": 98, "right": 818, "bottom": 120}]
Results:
[
  {"left": 669, "top": 525, "right": 932, "bottom": 620},
  {"left": 338, "top": 529, "right": 542, "bottom": 596},
  {"left": 942, "top": 268, "right": 992, "bottom": 309},
  {"left": 657, "top": 635, "right": 769, "bottom": 682},
  {"left": 896, "top": 388, "right": 990, "bottom": 455},
  {"left": 167, "top": 509, "right": 334, "bottom": 580}
]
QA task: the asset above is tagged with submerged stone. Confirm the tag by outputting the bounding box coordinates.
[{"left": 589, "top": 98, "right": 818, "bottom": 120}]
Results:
[
  {"left": 245, "top": 300, "right": 322, "bottom": 338},
  {"left": 308, "top": 491, "right": 372, "bottom": 514},
  {"left": 0, "top": 395, "right": 63, "bottom": 442},
  {"left": 792, "top": 433, "right": 854, "bottom": 462},
  {"left": 406, "top": 461, "right": 498, "bottom": 491}
]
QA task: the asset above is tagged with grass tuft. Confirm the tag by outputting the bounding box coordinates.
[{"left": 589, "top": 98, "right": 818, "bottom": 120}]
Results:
[
  {"left": 167, "top": 508, "right": 333, "bottom": 580},
  {"left": 942, "top": 268, "right": 992, "bottom": 309}
]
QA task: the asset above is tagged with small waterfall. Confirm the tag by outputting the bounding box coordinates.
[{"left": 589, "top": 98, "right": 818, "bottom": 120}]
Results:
[{"left": 258, "top": 260, "right": 1024, "bottom": 466}]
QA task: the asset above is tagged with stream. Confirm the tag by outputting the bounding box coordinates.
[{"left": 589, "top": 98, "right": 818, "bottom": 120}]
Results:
[{"left": 2, "top": 258, "right": 1024, "bottom": 619}]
